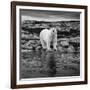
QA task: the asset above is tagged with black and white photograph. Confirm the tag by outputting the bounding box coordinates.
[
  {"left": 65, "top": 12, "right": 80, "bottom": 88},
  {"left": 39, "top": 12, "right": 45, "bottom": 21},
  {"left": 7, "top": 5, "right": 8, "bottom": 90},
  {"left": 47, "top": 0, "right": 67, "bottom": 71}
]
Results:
[
  {"left": 11, "top": 1, "right": 87, "bottom": 89},
  {"left": 20, "top": 9, "right": 80, "bottom": 79}
]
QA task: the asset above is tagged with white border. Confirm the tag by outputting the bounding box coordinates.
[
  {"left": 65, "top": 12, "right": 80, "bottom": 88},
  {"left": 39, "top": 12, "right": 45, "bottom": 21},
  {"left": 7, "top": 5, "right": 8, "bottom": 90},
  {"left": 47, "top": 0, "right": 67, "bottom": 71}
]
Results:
[{"left": 16, "top": 6, "right": 85, "bottom": 85}]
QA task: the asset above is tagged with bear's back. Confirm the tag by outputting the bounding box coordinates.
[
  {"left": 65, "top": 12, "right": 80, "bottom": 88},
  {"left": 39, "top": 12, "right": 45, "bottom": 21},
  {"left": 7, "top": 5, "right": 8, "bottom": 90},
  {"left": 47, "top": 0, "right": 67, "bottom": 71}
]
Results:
[{"left": 40, "top": 29, "right": 50, "bottom": 38}]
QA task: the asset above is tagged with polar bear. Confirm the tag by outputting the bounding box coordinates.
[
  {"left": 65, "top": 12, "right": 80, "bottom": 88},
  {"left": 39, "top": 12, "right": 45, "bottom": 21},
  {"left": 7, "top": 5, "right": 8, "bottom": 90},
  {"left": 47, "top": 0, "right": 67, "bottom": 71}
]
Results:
[{"left": 39, "top": 28, "right": 57, "bottom": 51}]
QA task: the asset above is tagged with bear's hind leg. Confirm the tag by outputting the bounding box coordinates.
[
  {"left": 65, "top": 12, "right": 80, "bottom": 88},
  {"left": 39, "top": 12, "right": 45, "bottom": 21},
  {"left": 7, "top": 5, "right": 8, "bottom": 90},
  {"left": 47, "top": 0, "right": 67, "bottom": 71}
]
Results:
[
  {"left": 41, "top": 40, "right": 47, "bottom": 50},
  {"left": 47, "top": 41, "right": 51, "bottom": 51}
]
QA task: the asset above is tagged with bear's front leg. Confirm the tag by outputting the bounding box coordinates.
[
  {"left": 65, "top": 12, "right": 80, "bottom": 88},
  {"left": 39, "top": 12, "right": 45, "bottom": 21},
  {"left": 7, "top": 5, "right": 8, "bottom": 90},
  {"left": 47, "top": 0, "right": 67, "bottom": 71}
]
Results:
[{"left": 53, "top": 41, "right": 57, "bottom": 51}]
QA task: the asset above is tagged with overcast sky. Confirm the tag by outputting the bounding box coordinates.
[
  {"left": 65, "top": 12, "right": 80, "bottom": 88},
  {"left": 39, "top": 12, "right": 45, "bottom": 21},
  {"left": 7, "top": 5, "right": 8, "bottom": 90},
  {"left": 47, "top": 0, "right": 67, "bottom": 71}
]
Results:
[{"left": 20, "top": 9, "right": 80, "bottom": 22}]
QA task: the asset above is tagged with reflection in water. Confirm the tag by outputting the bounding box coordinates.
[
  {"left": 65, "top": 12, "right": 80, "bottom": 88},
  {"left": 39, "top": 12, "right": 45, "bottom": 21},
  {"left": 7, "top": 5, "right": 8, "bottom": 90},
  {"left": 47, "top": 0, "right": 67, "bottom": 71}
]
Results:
[
  {"left": 20, "top": 50, "right": 80, "bottom": 79},
  {"left": 41, "top": 51, "right": 56, "bottom": 77}
]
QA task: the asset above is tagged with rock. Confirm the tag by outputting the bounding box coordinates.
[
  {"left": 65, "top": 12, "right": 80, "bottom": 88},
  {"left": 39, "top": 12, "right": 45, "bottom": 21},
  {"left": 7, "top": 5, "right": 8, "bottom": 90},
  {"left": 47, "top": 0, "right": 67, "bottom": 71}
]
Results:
[
  {"left": 60, "top": 40, "right": 69, "bottom": 47},
  {"left": 67, "top": 45, "right": 75, "bottom": 52},
  {"left": 36, "top": 46, "right": 42, "bottom": 50},
  {"left": 57, "top": 46, "right": 64, "bottom": 52}
]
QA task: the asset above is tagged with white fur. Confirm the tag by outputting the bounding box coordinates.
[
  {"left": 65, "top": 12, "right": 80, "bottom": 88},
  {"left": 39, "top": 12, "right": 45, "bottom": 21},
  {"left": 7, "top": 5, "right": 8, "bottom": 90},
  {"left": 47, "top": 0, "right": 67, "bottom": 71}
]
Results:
[{"left": 39, "top": 28, "right": 57, "bottom": 51}]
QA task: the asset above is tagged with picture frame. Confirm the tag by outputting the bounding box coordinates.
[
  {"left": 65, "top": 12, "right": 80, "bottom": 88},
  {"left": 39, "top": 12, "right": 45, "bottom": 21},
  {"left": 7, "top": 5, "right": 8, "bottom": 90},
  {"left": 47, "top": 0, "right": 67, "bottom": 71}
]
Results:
[{"left": 11, "top": 1, "right": 88, "bottom": 89}]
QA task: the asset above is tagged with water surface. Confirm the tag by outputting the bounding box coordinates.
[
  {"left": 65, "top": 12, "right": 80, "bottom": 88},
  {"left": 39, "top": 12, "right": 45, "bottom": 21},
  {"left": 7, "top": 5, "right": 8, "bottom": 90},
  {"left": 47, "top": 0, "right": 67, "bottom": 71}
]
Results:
[{"left": 20, "top": 50, "right": 80, "bottom": 79}]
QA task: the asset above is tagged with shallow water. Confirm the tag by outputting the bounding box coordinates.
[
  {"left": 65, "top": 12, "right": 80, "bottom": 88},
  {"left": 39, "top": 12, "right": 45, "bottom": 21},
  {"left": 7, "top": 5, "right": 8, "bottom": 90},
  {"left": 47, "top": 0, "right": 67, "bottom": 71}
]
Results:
[{"left": 20, "top": 50, "right": 80, "bottom": 79}]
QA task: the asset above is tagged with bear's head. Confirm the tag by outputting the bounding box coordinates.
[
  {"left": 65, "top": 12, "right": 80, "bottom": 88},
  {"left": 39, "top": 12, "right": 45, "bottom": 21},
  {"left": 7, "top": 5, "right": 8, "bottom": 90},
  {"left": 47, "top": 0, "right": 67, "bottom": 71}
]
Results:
[
  {"left": 50, "top": 27, "right": 57, "bottom": 35},
  {"left": 50, "top": 27, "right": 57, "bottom": 41}
]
